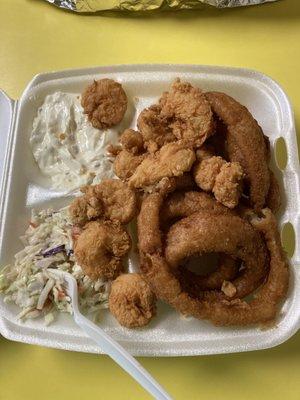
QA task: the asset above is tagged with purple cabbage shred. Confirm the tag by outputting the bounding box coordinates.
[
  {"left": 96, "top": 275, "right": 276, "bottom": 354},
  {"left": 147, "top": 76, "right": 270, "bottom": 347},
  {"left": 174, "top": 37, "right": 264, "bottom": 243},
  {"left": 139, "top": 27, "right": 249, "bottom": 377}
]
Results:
[{"left": 42, "top": 245, "right": 65, "bottom": 257}]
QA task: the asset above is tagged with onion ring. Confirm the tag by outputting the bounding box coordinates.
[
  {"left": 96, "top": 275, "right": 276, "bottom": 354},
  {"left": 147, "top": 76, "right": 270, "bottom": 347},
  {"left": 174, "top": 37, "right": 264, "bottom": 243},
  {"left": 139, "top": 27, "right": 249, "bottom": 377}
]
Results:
[
  {"left": 165, "top": 211, "right": 268, "bottom": 299},
  {"left": 160, "top": 190, "right": 234, "bottom": 227},
  {"left": 177, "top": 256, "right": 239, "bottom": 293},
  {"left": 138, "top": 190, "right": 287, "bottom": 325},
  {"left": 160, "top": 191, "right": 240, "bottom": 291}
]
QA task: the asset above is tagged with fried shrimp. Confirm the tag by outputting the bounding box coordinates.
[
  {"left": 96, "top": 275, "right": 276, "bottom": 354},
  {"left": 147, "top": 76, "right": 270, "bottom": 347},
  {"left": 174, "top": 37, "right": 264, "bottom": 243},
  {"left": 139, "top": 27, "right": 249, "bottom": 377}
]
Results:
[
  {"left": 69, "top": 179, "right": 137, "bottom": 225},
  {"left": 112, "top": 129, "right": 146, "bottom": 180},
  {"left": 137, "top": 105, "right": 176, "bottom": 153},
  {"left": 213, "top": 162, "right": 244, "bottom": 209},
  {"left": 109, "top": 273, "right": 156, "bottom": 328},
  {"left": 159, "top": 79, "right": 215, "bottom": 147},
  {"left": 74, "top": 220, "right": 131, "bottom": 281},
  {"left": 81, "top": 79, "right": 127, "bottom": 129},
  {"left": 69, "top": 193, "right": 103, "bottom": 227},
  {"left": 194, "top": 156, "right": 226, "bottom": 191},
  {"left": 194, "top": 156, "right": 244, "bottom": 208}
]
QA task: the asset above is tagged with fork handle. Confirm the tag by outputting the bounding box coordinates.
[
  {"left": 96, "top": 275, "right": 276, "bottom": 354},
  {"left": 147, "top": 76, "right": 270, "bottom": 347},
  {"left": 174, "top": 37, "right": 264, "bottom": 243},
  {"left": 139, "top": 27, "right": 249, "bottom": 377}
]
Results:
[{"left": 74, "top": 312, "right": 172, "bottom": 400}]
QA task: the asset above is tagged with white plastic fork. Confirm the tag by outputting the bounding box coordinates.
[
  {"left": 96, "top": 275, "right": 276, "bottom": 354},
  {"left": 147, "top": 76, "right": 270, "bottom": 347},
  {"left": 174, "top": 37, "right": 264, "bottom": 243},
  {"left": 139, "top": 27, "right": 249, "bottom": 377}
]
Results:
[{"left": 49, "top": 269, "right": 172, "bottom": 400}]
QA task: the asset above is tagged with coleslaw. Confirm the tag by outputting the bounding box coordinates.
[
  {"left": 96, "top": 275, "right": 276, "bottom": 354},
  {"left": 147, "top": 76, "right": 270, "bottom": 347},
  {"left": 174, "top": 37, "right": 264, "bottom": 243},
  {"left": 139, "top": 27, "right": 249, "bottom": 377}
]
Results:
[{"left": 0, "top": 207, "right": 110, "bottom": 325}]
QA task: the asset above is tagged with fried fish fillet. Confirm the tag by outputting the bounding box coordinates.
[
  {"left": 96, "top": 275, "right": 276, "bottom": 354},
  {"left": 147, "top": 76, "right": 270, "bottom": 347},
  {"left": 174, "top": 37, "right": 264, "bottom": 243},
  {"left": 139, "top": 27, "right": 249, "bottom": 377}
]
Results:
[{"left": 129, "top": 141, "right": 196, "bottom": 189}]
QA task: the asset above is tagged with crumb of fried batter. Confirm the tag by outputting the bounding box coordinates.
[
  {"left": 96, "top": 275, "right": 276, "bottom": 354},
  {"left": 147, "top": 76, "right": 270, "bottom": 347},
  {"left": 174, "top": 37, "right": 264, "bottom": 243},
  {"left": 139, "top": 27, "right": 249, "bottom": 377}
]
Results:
[
  {"left": 109, "top": 273, "right": 156, "bottom": 328},
  {"left": 221, "top": 280, "right": 237, "bottom": 298},
  {"left": 194, "top": 156, "right": 225, "bottom": 191},
  {"left": 213, "top": 162, "right": 244, "bottom": 209},
  {"left": 81, "top": 79, "right": 127, "bottom": 130}
]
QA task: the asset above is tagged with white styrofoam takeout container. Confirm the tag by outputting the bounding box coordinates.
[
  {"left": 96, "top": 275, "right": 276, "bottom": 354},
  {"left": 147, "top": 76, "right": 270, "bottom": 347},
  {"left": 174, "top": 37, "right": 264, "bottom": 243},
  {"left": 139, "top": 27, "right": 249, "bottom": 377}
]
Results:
[{"left": 0, "top": 64, "right": 299, "bottom": 356}]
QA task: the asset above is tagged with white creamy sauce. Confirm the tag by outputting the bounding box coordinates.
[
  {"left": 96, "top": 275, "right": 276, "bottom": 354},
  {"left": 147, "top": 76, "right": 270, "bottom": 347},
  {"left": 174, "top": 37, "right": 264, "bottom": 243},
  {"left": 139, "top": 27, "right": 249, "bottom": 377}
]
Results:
[{"left": 30, "top": 92, "right": 120, "bottom": 191}]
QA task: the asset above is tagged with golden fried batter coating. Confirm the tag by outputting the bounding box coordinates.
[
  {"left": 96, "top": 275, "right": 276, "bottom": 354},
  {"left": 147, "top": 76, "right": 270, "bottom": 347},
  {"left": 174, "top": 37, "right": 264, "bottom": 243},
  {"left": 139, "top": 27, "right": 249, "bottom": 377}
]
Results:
[
  {"left": 109, "top": 273, "right": 156, "bottom": 328},
  {"left": 112, "top": 129, "right": 146, "bottom": 180},
  {"left": 194, "top": 156, "right": 244, "bottom": 209},
  {"left": 159, "top": 79, "right": 215, "bottom": 147},
  {"left": 137, "top": 105, "right": 176, "bottom": 153},
  {"left": 69, "top": 193, "right": 103, "bottom": 226},
  {"left": 266, "top": 170, "right": 281, "bottom": 214},
  {"left": 179, "top": 258, "right": 239, "bottom": 293},
  {"left": 194, "top": 156, "right": 226, "bottom": 191},
  {"left": 129, "top": 141, "right": 196, "bottom": 189},
  {"left": 138, "top": 192, "right": 163, "bottom": 255},
  {"left": 114, "top": 150, "right": 145, "bottom": 180},
  {"left": 107, "top": 143, "right": 122, "bottom": 157},
  {"left": 206, "top": 91, "right": 270, "bottom": 210},
  {"left": 119, "top": 129, "right": 144, "bottom": 155},
  {"left": 82, "top": 180, "right": 137, "bottom": 223},
  {"left": 195, "top": 144, "right": 216, "bottom": 161},
  {"left": 138, "top": 189, "right": 289, "bottom": 325},
  {"left": 213, "top": 162, "right": 244, "bottom": 209},
  {"left": 138, "top": 193, "right": 286, "bottom": 326},
  {"left": 69, "top": 179, "right": 137, "bottom": 225},
  {"left": 161, "top": 191, "right": 233, "bottom": 225},
  {"left": 81, "top": 79, "right": 127, "bottom": 129},
  {"left": 74, "top": 221, "right": 131, "bottom": 281},
  {"left": 165, "top": 211, "right": 268, "bottom": 300}
]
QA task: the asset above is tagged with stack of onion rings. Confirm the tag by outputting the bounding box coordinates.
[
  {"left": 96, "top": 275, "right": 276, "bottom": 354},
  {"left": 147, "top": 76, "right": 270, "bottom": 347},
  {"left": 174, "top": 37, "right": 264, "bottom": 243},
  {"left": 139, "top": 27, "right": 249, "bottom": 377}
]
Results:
[{"left": 138, "top": 190, "right": 288, "bottom": 326}]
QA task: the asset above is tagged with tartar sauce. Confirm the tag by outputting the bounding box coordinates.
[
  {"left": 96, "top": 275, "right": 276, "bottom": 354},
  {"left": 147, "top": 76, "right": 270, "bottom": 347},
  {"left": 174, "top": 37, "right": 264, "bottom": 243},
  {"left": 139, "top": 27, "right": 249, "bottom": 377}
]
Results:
[{"left": 30, "top": 92, "right": 120, "bottom": 191}]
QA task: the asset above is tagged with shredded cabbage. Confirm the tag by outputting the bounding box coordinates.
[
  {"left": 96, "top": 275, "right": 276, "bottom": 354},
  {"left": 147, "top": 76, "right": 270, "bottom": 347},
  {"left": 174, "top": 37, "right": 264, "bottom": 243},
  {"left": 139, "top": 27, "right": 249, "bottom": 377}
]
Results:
[{"left": 0, "top": 207, "right": 109, "bottom": 324}]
